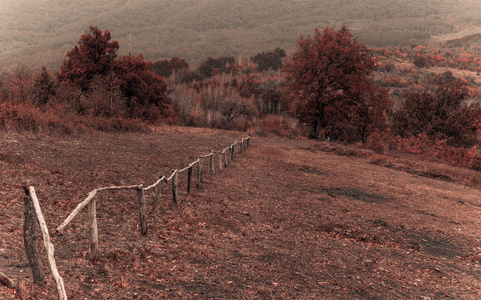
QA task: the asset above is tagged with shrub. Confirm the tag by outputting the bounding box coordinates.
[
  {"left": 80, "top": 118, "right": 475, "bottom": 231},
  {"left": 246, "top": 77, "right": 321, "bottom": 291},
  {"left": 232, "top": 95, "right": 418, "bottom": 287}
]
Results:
[{"left": 255, "top": 115, "right": 300, "bottom": 138}]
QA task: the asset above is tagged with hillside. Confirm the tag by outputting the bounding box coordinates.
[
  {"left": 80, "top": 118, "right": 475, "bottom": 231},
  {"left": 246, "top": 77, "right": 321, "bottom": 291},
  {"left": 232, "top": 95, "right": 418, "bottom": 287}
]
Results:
[
  {"left": 0, "top": 0, "right": 474, "bottom": 69},
  {"left": 2, "top": 128, "right": 481, "bottom": 298}
]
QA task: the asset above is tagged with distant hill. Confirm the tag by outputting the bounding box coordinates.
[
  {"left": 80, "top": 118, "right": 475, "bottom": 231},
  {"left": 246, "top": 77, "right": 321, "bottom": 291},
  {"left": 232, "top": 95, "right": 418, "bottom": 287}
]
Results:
[{"left": 0, "top": 0, "right": 479, "bottom": 70}]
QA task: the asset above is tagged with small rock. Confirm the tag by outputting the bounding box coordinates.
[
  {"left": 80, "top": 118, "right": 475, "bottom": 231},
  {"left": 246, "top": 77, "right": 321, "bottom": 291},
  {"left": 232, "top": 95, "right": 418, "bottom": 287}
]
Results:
[{"left": 364, "top": 260, "right": 374, "bottom": 268}]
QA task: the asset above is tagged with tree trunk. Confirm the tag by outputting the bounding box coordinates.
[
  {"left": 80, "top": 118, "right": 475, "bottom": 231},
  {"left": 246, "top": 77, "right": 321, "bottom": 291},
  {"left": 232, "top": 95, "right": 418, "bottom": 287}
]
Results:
[{"left": 309, "top": 117, "right": 321, "bottom": 139}]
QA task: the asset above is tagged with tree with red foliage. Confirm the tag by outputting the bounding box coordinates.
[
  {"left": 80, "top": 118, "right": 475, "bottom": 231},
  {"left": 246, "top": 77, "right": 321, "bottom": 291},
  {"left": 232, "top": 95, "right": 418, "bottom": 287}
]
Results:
[
  {"left": 169, "top": 57, "right": 189, "bottom": 84},
  {"left": 152, "top": 59, "right": 172, "bottom": 78},
  {"left": 284, "top": 27, "right": 391, "bottom": 142},
  {"left": 114, "top": 54, "right": 171, "bottom": 120},
  {"left": 392, "top": 81, "right": 481, "bottom": 148},
  {"left": 57, "top": 26, "right": 172, "bottom": 121},
  {"left": 58, "top": 26, "right": 119, "bottom": 91}
]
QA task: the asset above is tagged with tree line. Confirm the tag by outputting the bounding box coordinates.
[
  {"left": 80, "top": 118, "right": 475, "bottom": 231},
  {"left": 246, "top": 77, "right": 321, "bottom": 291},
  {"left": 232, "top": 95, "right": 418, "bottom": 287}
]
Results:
[{"left": 1, "top": 25, "right": 481, "bottom": 169}]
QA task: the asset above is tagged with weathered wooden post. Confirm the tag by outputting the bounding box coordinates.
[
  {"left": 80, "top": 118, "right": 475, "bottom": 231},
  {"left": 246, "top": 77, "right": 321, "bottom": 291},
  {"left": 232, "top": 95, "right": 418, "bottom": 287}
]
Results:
[
  {"left": 240, "top": 139, "right": 244, "bottom": 153},
  {"left": 224, "top": 149, "right": 228, "bottom": 167},
  {"left": 247, "top": 137, "right": 251, "bottom": 147},
  {"left": 22, "top": 184, "right": 45, "bottom": 285},
  {"left": 230, "top": 144, "right": 235, "bottom": 161},
  {"left": 172, "top": 170, "right": 179, "bottom": 204},
  {"left": 196, "top": 160, "right": 201, "bottom": 187},
  {"left": 153, "top": 175, "right": 163, "bottom": 210},
  {"left": 218, "top": 152, "right": 223, "bottom": 171},
  {"left": 27, "top": 186, "right": 67, "bottom": 300},
  {"left": 199, "top": 157, "right": 204, "bottom": 182},
  {"left": 87, "top": 195, "right": 99, "bottom": 259},
  {"left": 136, "top": 185, "right": 148, "bottom": 235},
  {"left": 187, "top": 165, "right": 193, "bottom": 193},
  {"left": 208, "top": 150, "right": 215, "bottom": 174}
]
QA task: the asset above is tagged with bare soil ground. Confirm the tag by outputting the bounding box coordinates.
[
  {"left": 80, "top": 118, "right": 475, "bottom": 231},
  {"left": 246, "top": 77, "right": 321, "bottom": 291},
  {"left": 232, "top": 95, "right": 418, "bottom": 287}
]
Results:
[{"left": 2, "top": 127, "right": 481, "bottom": 299}]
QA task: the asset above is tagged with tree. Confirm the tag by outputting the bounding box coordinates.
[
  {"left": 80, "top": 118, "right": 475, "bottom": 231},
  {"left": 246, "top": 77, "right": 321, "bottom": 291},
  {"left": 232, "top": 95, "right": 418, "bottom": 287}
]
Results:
[
  {"left": 392, "top": 82, "right": 480, "bottom": 148},
  {"left": 152, "top": 59, "right": 172, "bottom": 78},
  {"left": 4, "top": 65, "right": 34, "bottom": 103},
  {"left": 57, "top": 26, "right": 171, "bottom": 121},
  {"left": 57, "top": 25, "right": 119, "bottom": 91},
  {"left": 168, "top": 57, "right": 189, "bottom": 84},
  {"left": 114, "top": 54, "right": 171, "bottom": 120},
  {"left": 413, "top": 54, "right": 431, "bottom": 68},
  {"left": 252, "top": 48, "right": 286, "bottom": 71},
  {"left": 198, "top": 56, "right": 235, "bottom": 78},
  {"left": 33, "top": 66, "right": 56, "bottom": 105},
  {"left": 284, "top": 27, "right": 391, "bottom": 141},
  {"left": 84, "top": 72, "right": 126, "bottom": 117}
]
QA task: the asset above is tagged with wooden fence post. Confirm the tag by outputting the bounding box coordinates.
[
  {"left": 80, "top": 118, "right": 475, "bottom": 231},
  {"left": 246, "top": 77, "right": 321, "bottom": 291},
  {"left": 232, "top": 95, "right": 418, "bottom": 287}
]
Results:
[
  {"left": 136, "top": 185, "right": 148, "bottom": 235},
  {"left": 230, "top": 144, "right": 235, "bottom": 161},
  {"left": 172, "top": 170, "right": 179, "bottom": 204},
  {"left": 199, "top": 157, "right": 203, "bottom": 183},
  {"left": 247, "top": 137, "right": 250, "bottom": 147},
  {"left": 27, "top": 186, "right": 67, "bottom": 300},
  {"left": 22, "top": 184, "right": 45, "bottom": 285},
  {"left": 224, "top": 150, "right": 228, "bottom": 167},
  {"left": 208, "top": 150, "right": 215, "bottom": 174},
  {"left": 196, "top": 160, "right": 201, "bottom": 187},
  {"left": 240, "top": 139, "right": 243, "bottom": 153},
  {"left": 153, "top": 175, "right": 163, "bottom": 210},
  {"left": 218, "top": 152, "right": 223, "bottom": 171},
  {"left": 87, "top": 195, "right": 99, "bottom": 260},
  {"left": 187, "top": 166, "right": 193, "bottom": 193}
]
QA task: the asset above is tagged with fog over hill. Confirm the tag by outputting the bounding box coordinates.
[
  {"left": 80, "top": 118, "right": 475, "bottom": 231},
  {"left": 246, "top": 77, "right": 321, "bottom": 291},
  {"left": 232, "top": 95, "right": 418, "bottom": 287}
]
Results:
[{"left": 0, "top": 0, "right": 480, "bottom": 69}]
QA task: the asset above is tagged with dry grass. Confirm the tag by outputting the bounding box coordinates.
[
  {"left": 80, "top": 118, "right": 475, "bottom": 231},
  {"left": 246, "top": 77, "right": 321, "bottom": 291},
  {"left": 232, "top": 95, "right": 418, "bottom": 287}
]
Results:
[{"left": 2, "top": 128, "right": 481, "bottom": 299}]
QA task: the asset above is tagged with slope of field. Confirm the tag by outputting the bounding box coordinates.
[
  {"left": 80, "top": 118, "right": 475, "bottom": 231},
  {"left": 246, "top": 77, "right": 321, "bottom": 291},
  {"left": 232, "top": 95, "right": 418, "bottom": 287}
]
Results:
[
  {"left": 2, "top": 127, "right": 481, "bottom": 298},
  {"left": 0, "top": 0, "right": 461, "bottom": 69}
]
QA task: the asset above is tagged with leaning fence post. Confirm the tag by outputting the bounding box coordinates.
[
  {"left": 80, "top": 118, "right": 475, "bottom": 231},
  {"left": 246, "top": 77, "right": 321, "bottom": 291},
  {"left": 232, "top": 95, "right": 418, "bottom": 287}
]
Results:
[
  {"left": 27, "top": 186, "right": 67, "bottom": 300},
  {"left": 136, "top": 185, "right": 148, "bottom": 235},
  {"left": 87, "top": 195, "right": 99, "bottom": 260},
  {"left": 172, "top": 170, "right": 179, "bottom": 204},
  {"left": 22, "top": 183, "right": 45, "bottom": 285},
  {"left": 187, "top": 165, "right": 193, "bottom": 193}
]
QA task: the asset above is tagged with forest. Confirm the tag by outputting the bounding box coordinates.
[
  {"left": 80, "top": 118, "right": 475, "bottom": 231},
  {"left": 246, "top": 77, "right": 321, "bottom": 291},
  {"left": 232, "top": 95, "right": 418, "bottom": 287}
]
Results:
[{"left": 1, "top": 0, "right": 481, "bottom": 70}]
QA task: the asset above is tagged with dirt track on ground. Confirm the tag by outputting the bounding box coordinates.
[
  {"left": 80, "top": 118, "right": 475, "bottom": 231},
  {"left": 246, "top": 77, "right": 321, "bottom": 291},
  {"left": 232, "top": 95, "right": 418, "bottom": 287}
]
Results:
[{"left": 2, "top": 127, "right": 481, "bottom": 299}]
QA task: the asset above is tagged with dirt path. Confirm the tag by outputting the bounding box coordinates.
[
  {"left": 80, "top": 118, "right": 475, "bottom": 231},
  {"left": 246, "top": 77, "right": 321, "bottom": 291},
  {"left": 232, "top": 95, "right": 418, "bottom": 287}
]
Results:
[{"left": 2, "top": 129, "right": 481, "bottom": 298}]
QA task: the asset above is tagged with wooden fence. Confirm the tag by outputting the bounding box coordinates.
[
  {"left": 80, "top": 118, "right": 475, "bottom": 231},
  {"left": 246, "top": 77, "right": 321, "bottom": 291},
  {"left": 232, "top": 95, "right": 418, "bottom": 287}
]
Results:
[
  {"left": 55, "top": 136, "right": 251, "bottom": 260},
  {"left": 20, "top": 136, "right": 251, "bottom": 299}
]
